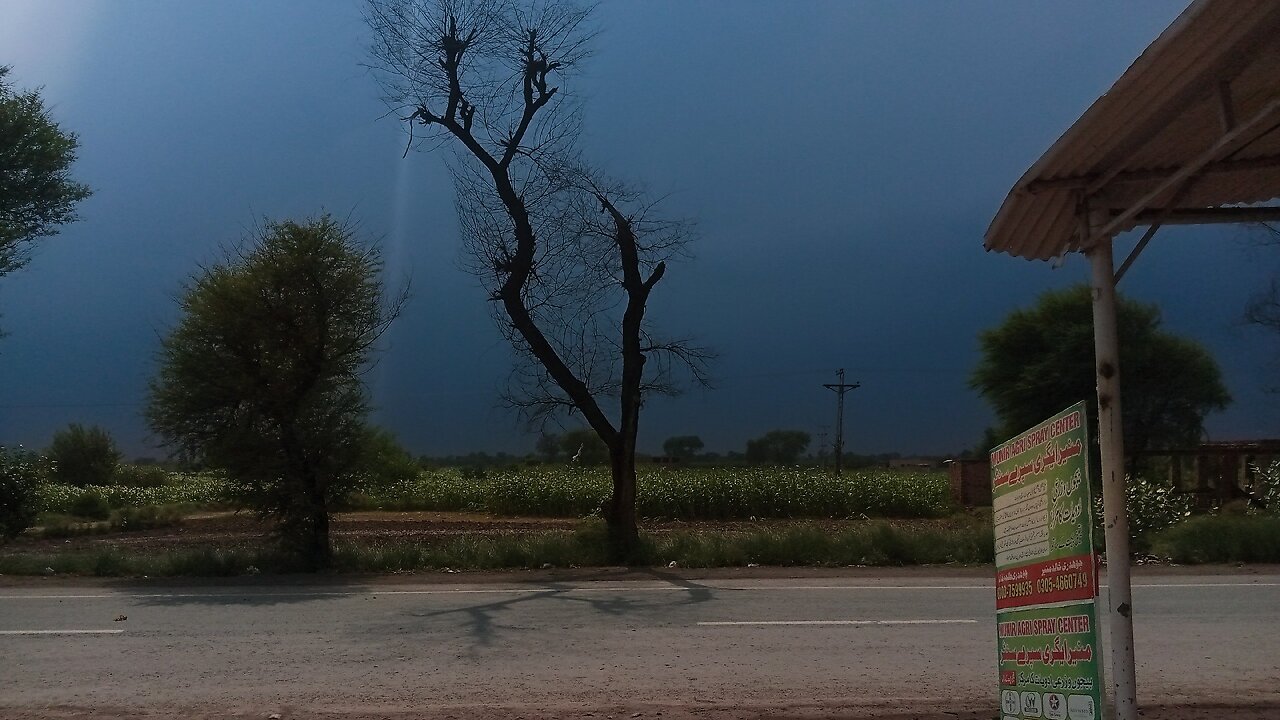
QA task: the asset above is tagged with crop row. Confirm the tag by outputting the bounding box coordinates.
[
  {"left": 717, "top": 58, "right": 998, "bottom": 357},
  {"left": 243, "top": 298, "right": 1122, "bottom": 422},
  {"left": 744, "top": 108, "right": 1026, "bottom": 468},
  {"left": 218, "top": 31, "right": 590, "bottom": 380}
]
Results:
[
  {"left": 33, "top": 474, "right": 232, "bottom": 513},
  {"left": 351, "top": 466, "right": 955, "bottom": 519},
  {"left": 33, "top": 467, "right": 954, "bottom": 520}
]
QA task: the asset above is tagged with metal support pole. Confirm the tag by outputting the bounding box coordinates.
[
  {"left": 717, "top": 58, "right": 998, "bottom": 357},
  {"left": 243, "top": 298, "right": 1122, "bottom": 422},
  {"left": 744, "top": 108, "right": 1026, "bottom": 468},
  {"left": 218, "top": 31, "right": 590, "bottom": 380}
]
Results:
[
  {"left": 834, "top": 369, "right": 845, "bottom": 476},
  {"left": 1086, "top": 230, "right": 1138, "bottom": 720},
  {"left": 823, "top": 370, "right": 860, "bottom": 476}
]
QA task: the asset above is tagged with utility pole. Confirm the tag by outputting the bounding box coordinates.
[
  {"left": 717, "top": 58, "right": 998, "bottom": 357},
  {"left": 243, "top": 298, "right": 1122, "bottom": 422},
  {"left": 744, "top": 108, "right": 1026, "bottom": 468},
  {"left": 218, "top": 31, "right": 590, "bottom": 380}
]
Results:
[
  {"left": 822, "top": 369, "right": 860, "bottom": 476},
  {"left": 816, "top": 426, "right": 830, "bottom": 469}
]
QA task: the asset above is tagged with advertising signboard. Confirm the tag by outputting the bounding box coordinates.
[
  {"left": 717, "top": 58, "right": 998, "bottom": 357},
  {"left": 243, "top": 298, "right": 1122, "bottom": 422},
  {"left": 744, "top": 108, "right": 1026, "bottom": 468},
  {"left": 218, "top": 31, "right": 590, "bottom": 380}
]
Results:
[{"left": 992, "top": 402, "right": 1102, "bottom": 720}]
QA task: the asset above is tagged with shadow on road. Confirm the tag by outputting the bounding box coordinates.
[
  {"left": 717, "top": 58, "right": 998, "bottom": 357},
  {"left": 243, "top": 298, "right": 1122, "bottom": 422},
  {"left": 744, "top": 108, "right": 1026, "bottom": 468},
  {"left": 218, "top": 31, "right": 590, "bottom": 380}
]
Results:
[{"left": 379, "top": 569, "right": 717, "bottom": 650}]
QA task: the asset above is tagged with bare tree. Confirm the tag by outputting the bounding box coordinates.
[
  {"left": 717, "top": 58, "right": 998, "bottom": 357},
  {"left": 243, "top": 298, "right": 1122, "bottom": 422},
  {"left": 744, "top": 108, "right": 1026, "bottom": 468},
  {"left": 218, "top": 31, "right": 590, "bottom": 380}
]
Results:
[{"left": 365, "top": 0, "right": 710, "bottom": 555}]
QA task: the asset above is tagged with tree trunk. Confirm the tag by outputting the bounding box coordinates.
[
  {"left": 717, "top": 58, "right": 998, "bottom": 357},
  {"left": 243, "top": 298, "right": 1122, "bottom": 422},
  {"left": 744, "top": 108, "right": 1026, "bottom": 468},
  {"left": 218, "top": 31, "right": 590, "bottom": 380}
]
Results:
[
  {"left": 603, "top": 194, "right": 656, "bottom": 564},
  {"left": 305, "top": 491, "right": 332, "bottom": 570},
  {"left": 605, "top": 442, "right": 639, "bottom": 561}
]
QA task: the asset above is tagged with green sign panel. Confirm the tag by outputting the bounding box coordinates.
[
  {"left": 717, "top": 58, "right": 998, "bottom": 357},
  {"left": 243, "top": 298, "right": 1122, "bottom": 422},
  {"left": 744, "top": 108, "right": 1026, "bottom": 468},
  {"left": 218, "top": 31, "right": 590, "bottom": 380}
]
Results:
[{"left": 991, "top": 401, "right": 1102, "bottom": 720}]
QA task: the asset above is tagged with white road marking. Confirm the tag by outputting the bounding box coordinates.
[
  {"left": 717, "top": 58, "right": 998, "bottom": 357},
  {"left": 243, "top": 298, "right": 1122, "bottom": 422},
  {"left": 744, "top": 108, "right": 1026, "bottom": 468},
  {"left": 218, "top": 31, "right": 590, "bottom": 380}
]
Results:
[
  {"left": 698, "top": 619, "right": 979, "bottom": 626},
  {"left": 0, "top": 581, "right": 1273, "bottom": 601},
  {"left": 0, "top": 629, "right": 124, "bottom": 635}
]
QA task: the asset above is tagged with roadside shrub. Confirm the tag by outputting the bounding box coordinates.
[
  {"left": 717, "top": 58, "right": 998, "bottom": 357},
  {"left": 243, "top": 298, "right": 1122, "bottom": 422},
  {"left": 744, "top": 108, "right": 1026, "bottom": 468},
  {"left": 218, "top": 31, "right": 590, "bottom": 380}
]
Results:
[
  {"left": 1, "top": 446, "right": 48, "bottom": 539},
  {"left": 33, "top": 513, "right": 92, "bottom": 539},
  {"left": 1126, "top": 475, "right": 1192, "bottom": 544},
  {"left": 32, "top": 504, "right": 187, "bottom": 539},
  {"left": 110, "top": 504, "right": 185, "bottom": 532},
  {"left": 69, "top": 490, "right": 111, "bottom": 520},
  {"left": 1092, "top": 475, "right": 1193, "bottom": 551},
  {"left": 356, "top": 428, "right": 421, "bottom": 487},
  {"left": 47, "top": 424, "right": 121, "bottom": 486},
  {"left": 111, "top": 463, "right": 172, "bottom": 487},
  {"left": 1249, "top": 460, "right": 1279, "bottom": 514}
]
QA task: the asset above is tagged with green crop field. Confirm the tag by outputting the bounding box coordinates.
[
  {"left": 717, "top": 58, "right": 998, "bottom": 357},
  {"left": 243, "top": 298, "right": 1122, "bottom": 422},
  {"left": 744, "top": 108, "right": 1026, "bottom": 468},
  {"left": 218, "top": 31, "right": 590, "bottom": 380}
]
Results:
[
  {"left": 34, "top": 466, "right": 955, "bottom": 520},
  {"left": 348, "top": 466, "right": 955, "bottom": 519},
  {"left": 33, "top": 473, "right": 232, "bottom": 513}
]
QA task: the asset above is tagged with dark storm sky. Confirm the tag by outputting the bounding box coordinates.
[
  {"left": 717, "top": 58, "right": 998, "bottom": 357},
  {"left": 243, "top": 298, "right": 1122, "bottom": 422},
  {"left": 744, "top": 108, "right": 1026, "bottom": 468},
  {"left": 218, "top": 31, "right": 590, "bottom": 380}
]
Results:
[{"left": 2, "top": 0, "right": 1277, "bottom": 458}]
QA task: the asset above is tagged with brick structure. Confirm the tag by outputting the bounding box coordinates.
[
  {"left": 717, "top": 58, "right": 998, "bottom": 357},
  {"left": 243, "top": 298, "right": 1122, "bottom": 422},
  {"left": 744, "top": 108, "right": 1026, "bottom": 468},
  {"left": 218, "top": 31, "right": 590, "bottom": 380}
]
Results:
[{"left": 948, "top": 459, "right": 992, "bottom": 507}]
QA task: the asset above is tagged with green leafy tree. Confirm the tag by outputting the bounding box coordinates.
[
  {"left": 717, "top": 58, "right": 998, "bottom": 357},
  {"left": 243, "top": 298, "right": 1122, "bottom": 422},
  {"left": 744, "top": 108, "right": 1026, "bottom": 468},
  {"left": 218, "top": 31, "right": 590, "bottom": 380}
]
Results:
[
  {"left": 971, "top": 285, "right": 1230, "bottom": 462},
  {"left": 745, "top": 430, "right": 811, "bottom": 465},
  {"left": 0, "top": 66, "right": 91, "bottom": 279},
  {"left": 559, "top": 428, "right": 609, "bottom": 465},
  {"left": 0, "top": 446, "right": 47, "bottom": 539},
  {"left": 662, "top": 435, "right": 704, "bottom": 460},
  {"left": 358, "top": 427, "right": 421, "bottom": 487},
  {"left": 147, "top": 215, "right": 405, "bottom": 567},
  {"left": 46, "top": 423, "right": 121, "bottom": 486}
]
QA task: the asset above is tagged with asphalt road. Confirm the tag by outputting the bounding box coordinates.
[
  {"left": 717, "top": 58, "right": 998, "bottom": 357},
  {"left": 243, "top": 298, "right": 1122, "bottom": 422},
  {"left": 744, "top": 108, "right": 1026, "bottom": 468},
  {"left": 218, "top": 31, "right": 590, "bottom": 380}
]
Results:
[{"left": 1, "top": 570, "right": 1277, "bottom": 719}]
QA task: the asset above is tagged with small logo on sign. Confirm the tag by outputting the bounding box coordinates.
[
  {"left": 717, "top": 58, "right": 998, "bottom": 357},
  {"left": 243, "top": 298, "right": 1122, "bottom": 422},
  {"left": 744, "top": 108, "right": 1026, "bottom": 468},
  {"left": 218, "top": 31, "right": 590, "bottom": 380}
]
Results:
[
  {"left": 1068, "top": 694, "right": 1096, "bottom": 720},
  {"left": 1021, "top": 691, "right": 1044, "bottom": 718},
  {"left": 1044, "top": 692, "right": 1067, "bottom": 720},
  {"left": 1002, "top": 690, "right": 1020, "bottom": 715}
]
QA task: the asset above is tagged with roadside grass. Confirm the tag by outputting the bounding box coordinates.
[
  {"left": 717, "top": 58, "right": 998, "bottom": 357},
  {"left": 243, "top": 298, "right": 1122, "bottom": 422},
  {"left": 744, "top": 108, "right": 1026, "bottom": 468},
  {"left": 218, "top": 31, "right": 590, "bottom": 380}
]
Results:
[
  {"left": 0, "top": 546, "right": 297, "bottom": 577},
  {"left": 30, "top": 504, "right": 191, "bottom": 539},
  {"left": 0, "top": 517, "right": 994, "bottom": 577},
  {"left": 1149, "top": 514, "right": 1280, "bottom": 563}
]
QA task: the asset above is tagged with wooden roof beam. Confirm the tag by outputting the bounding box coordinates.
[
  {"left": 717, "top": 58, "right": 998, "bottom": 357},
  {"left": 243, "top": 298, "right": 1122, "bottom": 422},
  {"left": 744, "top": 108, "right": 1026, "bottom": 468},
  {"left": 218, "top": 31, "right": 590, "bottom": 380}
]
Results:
[
  {"left": 1087, "top": 95, "right": 1280, "bottom": 245},
  {"left": 1120, "top": 205, "right": 1280, "bottom": 225},
  {"left": 1025, "top": 154, "right": 1280, "bottom": 193},
  {"left": 1077, "top": 7, "right": 1280, "bottom": 198}
]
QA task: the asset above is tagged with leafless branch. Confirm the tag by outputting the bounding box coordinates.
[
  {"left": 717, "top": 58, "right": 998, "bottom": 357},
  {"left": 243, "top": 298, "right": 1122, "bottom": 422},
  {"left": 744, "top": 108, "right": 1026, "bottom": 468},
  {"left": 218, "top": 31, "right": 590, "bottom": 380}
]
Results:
[{"left": 366, "top": 0, "right": 711, "bottom": 548}]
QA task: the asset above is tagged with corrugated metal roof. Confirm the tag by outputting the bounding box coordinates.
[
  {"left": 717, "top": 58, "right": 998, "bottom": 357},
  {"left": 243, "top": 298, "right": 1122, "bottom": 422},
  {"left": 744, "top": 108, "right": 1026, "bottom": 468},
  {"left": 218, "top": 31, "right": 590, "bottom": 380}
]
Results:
[{"left": 985, "top": 0, "right": 1280, "bottom": 261}]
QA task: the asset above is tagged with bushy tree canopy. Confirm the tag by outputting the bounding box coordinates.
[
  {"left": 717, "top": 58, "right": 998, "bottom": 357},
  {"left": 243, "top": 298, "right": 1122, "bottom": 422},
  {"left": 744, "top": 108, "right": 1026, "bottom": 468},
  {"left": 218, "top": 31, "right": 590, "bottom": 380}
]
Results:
[
  {"left": 745, "top": 430, "right": 811, "bottom": 465},
  {"left": 662, "top": 435, "right": 704, "bottom": 460},
  {"left": 147, "top": 216, "right": 404, "bottom": 566},
  {"left": 0, "top": 446, "right": 45, "bottom": 539},
  {"left": 0, "top": 66, "right": 91, "bottom": 278},
  {"left": 558, "top": 428, "right": 609, "bottom": 465},
  {"left": 46, "top": 423, "right": 120, "bottom": 486},
  {"left": 971, "top": 285, "right": 1230, "bottom": 455}
]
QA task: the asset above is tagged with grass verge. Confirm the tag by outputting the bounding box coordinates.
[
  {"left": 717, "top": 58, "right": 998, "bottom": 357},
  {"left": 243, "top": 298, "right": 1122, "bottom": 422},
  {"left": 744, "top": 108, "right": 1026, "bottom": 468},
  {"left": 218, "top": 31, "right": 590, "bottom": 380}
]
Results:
[
  {"left": 1148, "top": 514, "right": 1280, "bottom": 563},
  {"left": 30, "top": 504, "right": 189, "bottom": 539},
  {"left": 0, "top": 518, "right": 994, "bottom": 577}
]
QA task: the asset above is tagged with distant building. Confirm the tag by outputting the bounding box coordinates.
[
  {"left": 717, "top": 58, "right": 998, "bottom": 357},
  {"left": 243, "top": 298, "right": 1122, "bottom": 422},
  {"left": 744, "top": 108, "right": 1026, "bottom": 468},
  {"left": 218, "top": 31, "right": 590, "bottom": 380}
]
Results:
[{"left": 888, "top": 457, "right": 940, "bottom": 470}]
